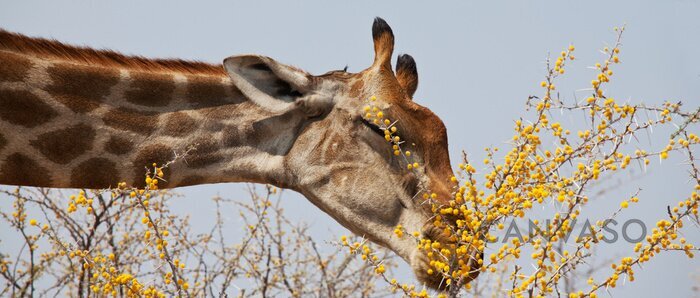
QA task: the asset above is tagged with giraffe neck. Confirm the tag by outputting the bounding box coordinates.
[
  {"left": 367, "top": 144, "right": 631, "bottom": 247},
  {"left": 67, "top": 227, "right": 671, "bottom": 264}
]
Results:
[{"left": 0, "top": 49, "right": 305, "bottom": 189}]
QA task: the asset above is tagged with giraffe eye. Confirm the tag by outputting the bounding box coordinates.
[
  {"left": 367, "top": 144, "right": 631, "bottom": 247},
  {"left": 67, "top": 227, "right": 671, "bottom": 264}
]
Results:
[{"left": 360, "top": 118, "right": 385, "bottom": 136}]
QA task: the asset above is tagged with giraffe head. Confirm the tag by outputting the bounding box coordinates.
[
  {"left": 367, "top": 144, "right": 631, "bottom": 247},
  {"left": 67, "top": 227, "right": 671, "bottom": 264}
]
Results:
[{"left": 223, "top": 18, "right": 473, "bottom": 288}]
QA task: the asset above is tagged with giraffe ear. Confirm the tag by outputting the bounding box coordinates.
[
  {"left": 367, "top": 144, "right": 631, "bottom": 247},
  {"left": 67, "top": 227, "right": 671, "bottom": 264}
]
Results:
[
  {"left": 372, "top": 17, "right": 394, "bottom": 69},
  {"left": 396, "top": 54, "right": 418, "bottom": 98},
  {"left": 223, "top": 55, "right": 312, "bottom": 114}
]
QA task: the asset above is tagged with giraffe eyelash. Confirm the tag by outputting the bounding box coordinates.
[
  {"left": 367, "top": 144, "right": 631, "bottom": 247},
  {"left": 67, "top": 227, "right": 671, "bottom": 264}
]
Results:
[{"left": 360, "top": 118, "right": 385, "bottom": 136}]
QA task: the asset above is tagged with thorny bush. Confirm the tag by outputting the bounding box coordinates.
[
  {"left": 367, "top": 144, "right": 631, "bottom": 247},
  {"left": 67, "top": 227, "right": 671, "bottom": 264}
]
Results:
[{"left": 1, "top": 181, "right": 397, "bottom": 297}]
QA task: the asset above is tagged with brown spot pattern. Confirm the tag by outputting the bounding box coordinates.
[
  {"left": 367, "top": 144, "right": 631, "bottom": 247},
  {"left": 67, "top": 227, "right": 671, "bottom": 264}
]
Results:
[
  {"left": 132, "top": 144, "right": 173, "bottom": 185},
  {"left": 125, "top": 71, "right": 175, "bottom": 107},
  {"left": 45, "top": 62, "right": 120, "bottom": 113},
  {"left": 0, "top": 89, "right": 58, "bottom": 127},
  {"left": 0, "top": 134, "right": 6, "bottom": 151},
  {"left": 104, "top": 135, "right": 133, "bottom": 155},
  {"left": 222, "top": 125, "right": 245, "bottom": 147},
  {"left": 162, "top": 112, "right": 197, "bottom": 137},
  {"left": 186, "top": 75, "right": 236, "bottom": 106},
  {"left": 0, "top": 153, "right": 52, "bottom": 186},
  {"left": 199, "top": 104, "right": 244, "bottom": 121},
  {"left": 30, "top": 123, "right": 96, "bottom": 164},
  {"left": 0, "top": 52, "right": 34, "bottom": 83},
  {"left": 187, "top": 138, "right": 224, "bottom": 169},
  {"left": 176, "top": 175, "right": 206, "bottom": 187},
  {"left": 70, "top": 157, "right": 118, "bottom": 188},
  {"left": 103, "top": 107, "right": 158, "bottom": 135}
]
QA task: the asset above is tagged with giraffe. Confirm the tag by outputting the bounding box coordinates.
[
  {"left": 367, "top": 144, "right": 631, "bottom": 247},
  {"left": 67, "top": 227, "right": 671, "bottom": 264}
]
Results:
[{"left": 0, "top": 18, "right": 478, "bottom": 289}]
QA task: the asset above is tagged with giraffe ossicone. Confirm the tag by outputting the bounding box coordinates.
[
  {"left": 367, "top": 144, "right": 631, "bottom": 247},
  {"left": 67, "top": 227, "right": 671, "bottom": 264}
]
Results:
[{"left": 0, "top": 17, "right": 478, "bottom": 289}]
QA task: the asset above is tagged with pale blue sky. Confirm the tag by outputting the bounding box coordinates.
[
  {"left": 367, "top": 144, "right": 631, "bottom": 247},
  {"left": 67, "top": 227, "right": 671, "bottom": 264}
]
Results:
[{"left": 1, "top": 1, "right": 699, "bottom": 296}]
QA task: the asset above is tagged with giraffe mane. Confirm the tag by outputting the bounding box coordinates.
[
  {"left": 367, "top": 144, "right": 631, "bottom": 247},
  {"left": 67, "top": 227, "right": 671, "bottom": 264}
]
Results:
[{"left": 0, "top": 29, "right": 226, "bottom": 76}]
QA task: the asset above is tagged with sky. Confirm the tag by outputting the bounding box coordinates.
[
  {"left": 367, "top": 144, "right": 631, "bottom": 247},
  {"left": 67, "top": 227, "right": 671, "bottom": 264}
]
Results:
[{"left": 1, "top": 1, "right": 699, "bottom": 296}]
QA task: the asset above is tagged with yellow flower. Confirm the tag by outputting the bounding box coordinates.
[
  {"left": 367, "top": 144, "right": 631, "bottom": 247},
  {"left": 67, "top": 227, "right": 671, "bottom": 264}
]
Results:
[{"left": 29, "top": 219, "right": 37, "bottom": 226}]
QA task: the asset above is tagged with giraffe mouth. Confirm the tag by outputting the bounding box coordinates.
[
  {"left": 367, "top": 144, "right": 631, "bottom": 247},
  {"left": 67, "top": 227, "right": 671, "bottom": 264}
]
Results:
[{"left": 408, "top": 221, "right": 483, "bottom": 290}]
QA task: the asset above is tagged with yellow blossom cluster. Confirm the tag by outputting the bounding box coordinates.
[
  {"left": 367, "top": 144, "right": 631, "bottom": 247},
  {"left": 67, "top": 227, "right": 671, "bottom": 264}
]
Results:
[
  {"left": 67, "top": 190, "right": 93, "bottom": 213},
  {"left": 55, "top": 163, "right": 192, "bottom": 297},
  {"left": 363, "top": 96, "right": 420, "bottom": 170},
  {"left": 340, "top": 236, "right": 436, "bottom": 297},
  {"left": 64, "top": 249, "right": 166, "bottom": 297}
]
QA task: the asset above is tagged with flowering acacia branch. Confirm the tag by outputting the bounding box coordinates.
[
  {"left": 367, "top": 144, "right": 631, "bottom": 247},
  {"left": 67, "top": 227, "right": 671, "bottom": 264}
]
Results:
[{"left": 342, "top": 25, "right": 698, "bottom": 298}]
